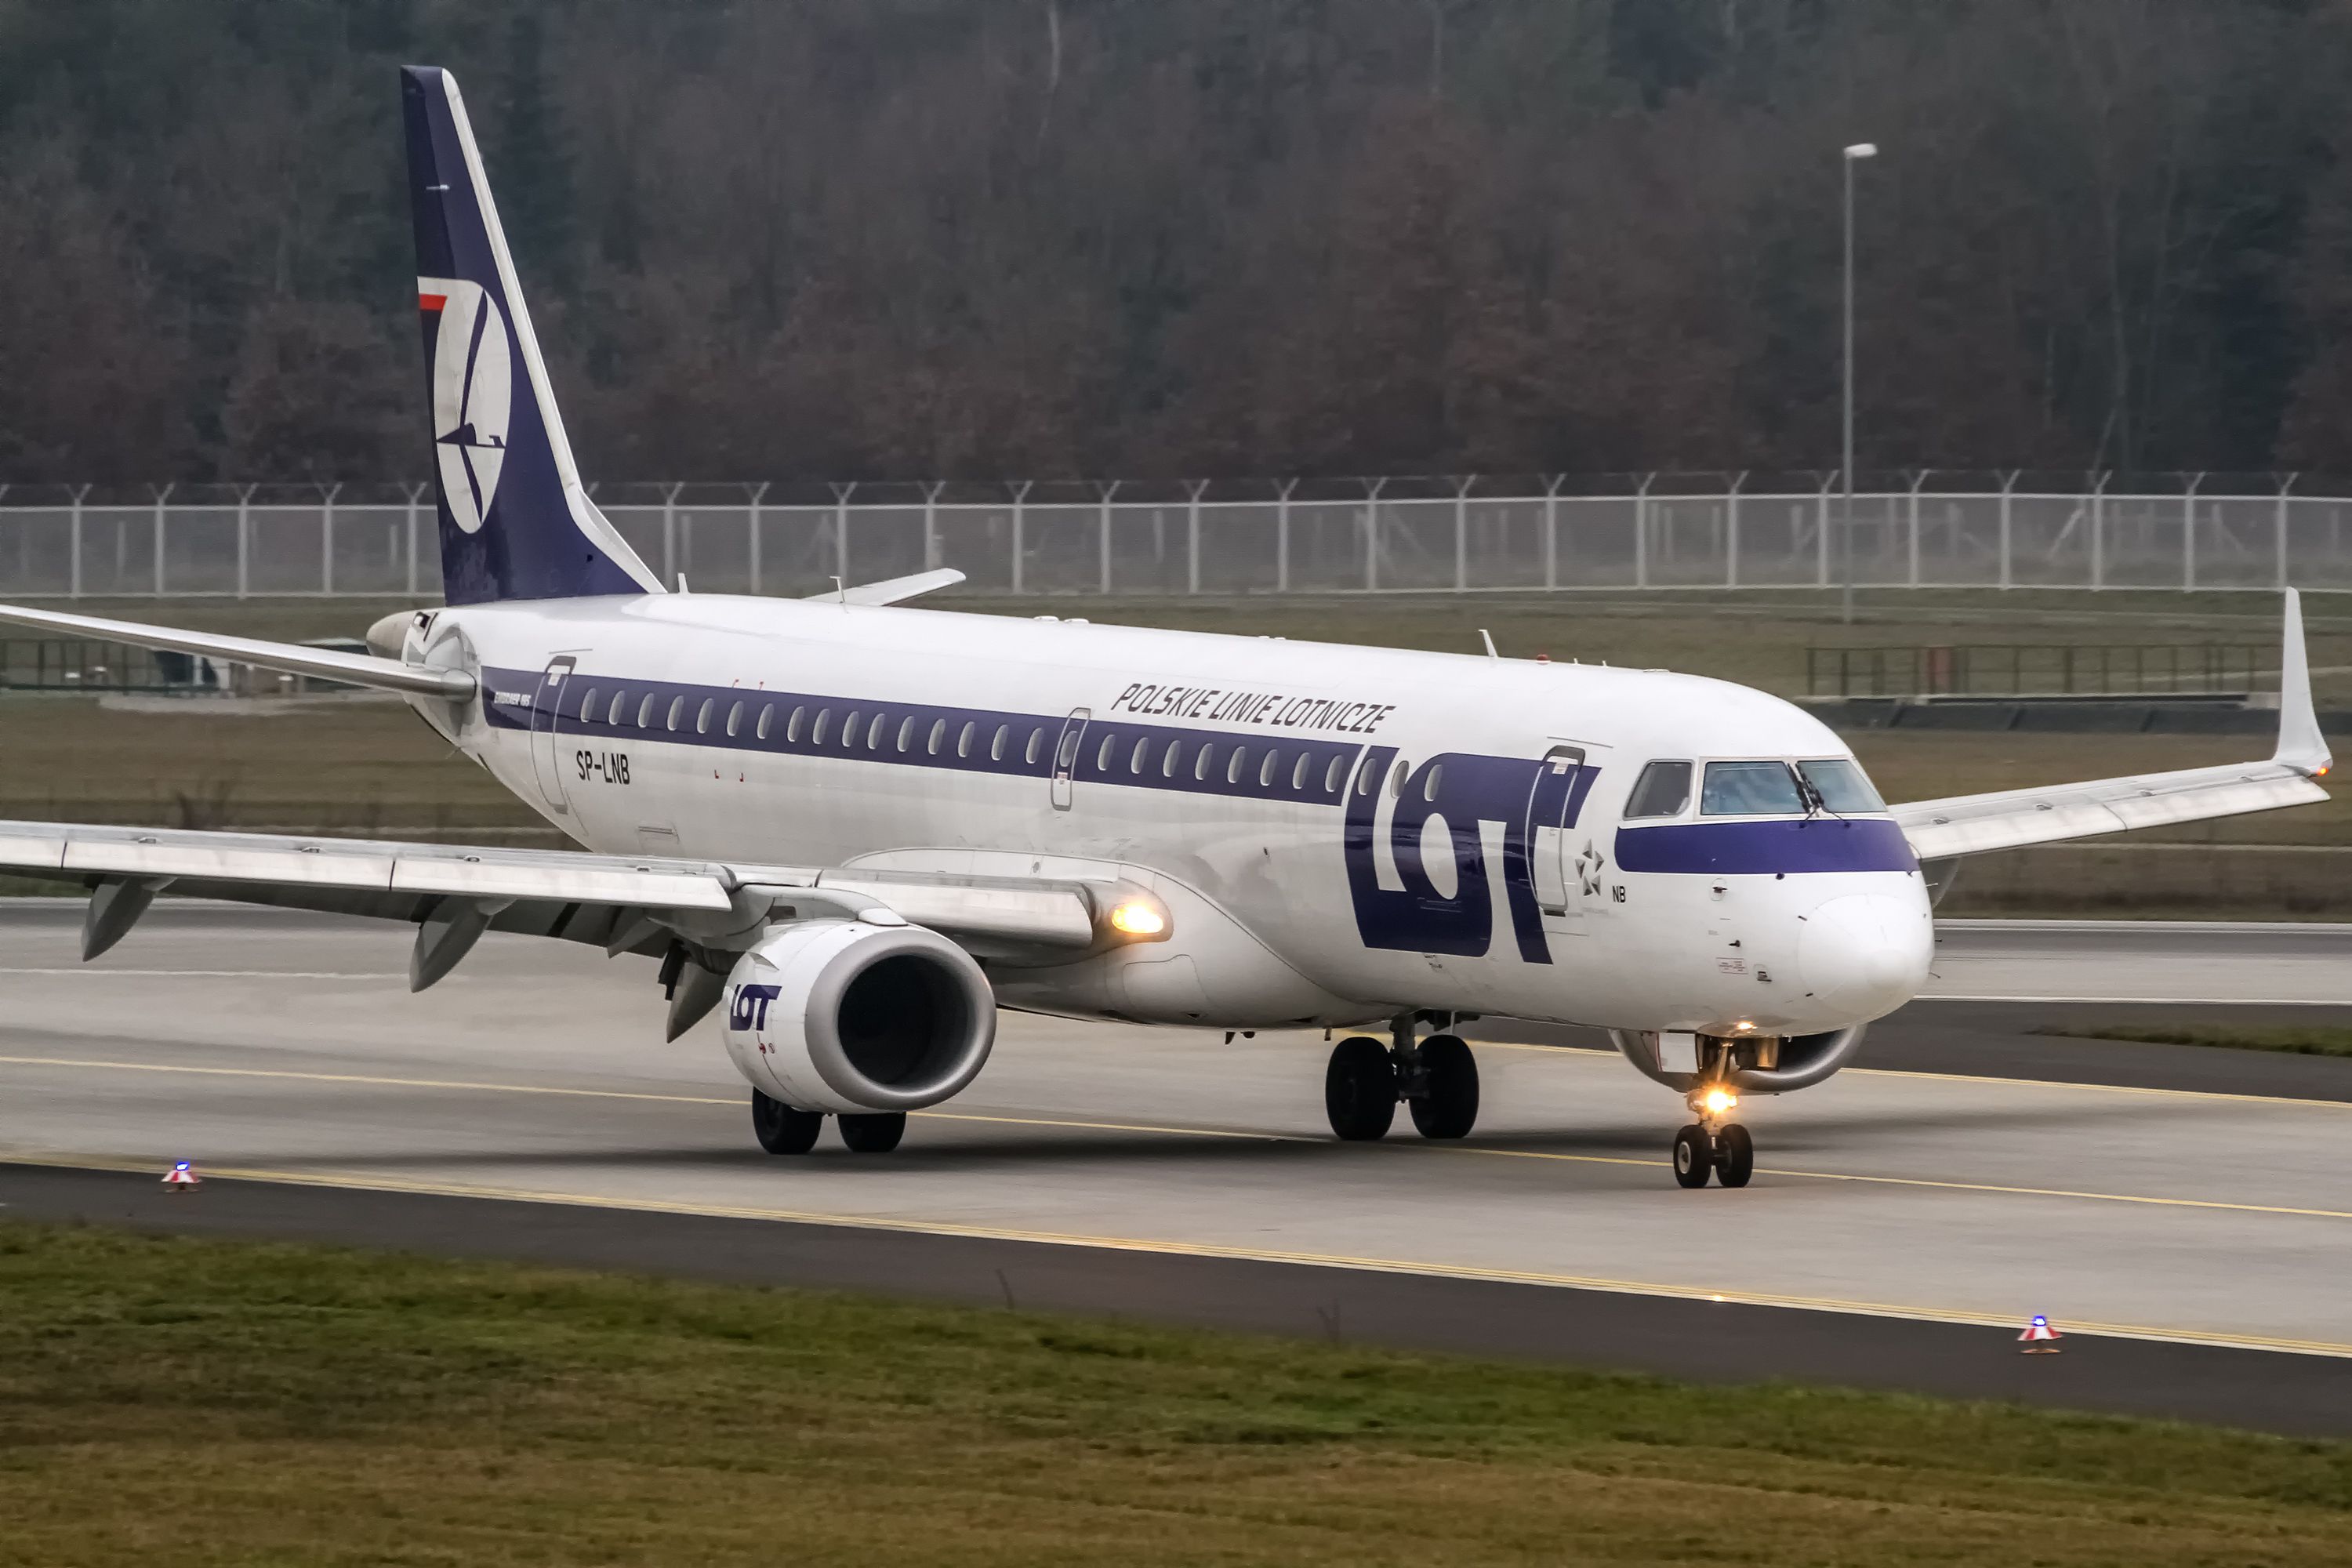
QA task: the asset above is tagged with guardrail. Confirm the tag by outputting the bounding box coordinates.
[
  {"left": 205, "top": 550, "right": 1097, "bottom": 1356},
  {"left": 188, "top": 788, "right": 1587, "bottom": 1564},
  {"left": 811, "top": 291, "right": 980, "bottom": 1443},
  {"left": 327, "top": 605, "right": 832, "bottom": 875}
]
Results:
[{"left": 1806, "top": 644, "right": 2270, "bottom": 699}]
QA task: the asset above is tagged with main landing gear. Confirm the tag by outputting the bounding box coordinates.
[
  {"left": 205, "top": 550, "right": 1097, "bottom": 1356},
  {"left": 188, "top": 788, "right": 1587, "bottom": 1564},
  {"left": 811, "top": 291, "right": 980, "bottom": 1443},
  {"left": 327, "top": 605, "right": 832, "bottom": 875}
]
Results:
[
  {"left": 1671, "top": 1083, "right": 1753, "bottom": 1189},
  {"left": 751, "top": 1090, "right": 906, "bottom": 1155},
  {"left": 1324, "top": 1015, "right": 1480, "bottom": 1142}
]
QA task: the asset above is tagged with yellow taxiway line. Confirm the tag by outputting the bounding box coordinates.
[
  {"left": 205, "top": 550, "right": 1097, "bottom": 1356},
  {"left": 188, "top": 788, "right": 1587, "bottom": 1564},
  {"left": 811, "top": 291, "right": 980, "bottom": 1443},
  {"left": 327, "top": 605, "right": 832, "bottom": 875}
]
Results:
[
  {"left": 4, "top": 1053, "right": 2352, "bottom": 1225},
  {"left": 3, "top": 1144, "right": 2348, "bottom": 1361}
]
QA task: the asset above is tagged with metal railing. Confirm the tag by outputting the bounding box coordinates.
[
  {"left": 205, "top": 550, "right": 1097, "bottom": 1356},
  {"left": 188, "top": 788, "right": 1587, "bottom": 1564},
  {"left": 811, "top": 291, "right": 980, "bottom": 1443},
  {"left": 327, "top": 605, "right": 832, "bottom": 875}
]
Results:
[
  {"left": 1807, "top": 643, "right": 2268, "bottom": 699},
  {"left": 3, "top": 474, "right": 2349, "bottom": 599}
]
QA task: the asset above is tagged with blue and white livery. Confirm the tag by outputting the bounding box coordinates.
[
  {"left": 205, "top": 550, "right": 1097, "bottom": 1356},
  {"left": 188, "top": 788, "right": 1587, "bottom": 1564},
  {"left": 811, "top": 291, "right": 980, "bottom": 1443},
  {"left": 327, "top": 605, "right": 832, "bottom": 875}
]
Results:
[{"left": 0, "top": 67, "right": 2330, "bottom": 1182}]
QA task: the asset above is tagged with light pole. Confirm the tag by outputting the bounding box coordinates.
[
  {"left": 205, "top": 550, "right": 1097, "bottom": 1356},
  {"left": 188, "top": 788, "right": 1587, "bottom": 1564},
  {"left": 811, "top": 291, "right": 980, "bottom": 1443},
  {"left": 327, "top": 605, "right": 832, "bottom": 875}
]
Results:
[{"left": 1841, "top": 141, "right": 1877, "bottom": 626}]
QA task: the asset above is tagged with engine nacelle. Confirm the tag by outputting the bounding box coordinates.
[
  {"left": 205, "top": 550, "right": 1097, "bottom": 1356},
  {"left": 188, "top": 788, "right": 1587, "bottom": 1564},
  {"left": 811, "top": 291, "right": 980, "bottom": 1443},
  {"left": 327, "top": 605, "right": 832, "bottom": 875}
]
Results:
[{"left": 720, "top": 920, "right": 995, "bottom": 1114}]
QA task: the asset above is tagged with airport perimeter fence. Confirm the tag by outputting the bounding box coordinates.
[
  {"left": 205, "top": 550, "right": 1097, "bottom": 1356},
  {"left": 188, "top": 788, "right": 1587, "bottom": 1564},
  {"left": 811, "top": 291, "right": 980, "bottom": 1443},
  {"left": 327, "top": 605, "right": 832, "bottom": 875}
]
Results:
[{"left": 5, "top": 474, "right": 2352, "bottom": 601}]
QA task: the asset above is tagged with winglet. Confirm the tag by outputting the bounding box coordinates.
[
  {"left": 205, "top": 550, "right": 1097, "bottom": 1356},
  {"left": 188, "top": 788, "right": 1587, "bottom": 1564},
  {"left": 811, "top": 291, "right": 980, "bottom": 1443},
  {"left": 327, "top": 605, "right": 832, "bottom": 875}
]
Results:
[{"left": 2274, "top": 587, "right": 2332, "bottom": 776}]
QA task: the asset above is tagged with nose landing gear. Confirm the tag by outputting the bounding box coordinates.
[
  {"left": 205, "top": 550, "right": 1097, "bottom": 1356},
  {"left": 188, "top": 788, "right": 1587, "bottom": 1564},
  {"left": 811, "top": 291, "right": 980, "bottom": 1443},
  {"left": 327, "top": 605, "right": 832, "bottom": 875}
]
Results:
[{"left": 1671, "top": 1083, "right": 1753, "bottom": 1189}]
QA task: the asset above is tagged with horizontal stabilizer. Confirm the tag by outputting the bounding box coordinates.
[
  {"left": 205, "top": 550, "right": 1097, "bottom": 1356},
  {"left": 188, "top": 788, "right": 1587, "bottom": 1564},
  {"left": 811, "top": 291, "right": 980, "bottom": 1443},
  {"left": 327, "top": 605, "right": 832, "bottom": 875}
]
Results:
[
  {"left": 0, "top": 602, "right": 475, "bottom": 700},
  {"left": 805, "top": 568, "right": 967, "bottom": 607}
]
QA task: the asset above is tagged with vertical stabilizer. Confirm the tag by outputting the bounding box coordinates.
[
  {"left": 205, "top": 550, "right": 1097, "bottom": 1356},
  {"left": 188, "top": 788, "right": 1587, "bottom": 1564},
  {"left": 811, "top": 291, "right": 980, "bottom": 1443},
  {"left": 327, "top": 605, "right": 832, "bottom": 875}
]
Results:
[{"left": 401, "top": 65, "right": 662, "bottom": 604}]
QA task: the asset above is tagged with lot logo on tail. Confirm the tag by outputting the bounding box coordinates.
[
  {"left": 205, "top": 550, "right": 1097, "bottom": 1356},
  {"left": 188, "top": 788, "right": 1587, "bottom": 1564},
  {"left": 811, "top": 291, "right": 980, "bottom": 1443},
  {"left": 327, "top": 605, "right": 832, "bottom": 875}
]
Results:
[{"left": 420, "top": 277, "right": 511, "bottom": 534}]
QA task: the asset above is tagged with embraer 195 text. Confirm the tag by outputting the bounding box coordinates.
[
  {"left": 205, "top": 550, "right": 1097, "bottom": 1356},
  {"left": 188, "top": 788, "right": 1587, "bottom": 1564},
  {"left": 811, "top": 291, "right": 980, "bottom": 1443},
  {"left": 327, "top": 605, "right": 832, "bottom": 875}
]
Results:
[{"left": 2, "top": 67, "right": 2332, "bottom": 1183}]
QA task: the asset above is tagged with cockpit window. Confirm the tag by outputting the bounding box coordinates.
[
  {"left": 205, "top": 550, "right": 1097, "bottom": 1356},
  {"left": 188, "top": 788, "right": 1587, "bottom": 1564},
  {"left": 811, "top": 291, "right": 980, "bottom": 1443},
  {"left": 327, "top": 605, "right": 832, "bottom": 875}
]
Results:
[
  {"left": 1700, "top": 760, "right": 1805, "bottom": 816},
  {"left": 1798, "top": 758, "right": 1886, "bottom": 813},
  {"left": 1624, "top": 760, "right": 1693, "bottom": 819}
]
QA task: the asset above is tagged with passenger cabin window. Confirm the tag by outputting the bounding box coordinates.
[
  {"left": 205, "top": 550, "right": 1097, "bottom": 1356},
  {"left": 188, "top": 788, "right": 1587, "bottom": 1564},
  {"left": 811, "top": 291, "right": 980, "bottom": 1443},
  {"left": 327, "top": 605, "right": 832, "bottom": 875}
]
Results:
[
  {"left": 1292, "top": 754, "right": 1310, "bottom": 790},
  {"left": 1798, "top": 758, "right": 1886, "bottom": 813},
  {"left": 1131, "top": 737, "right": 1149, "bottom": 775},
  {"left": 990, "top": 725, "right": 1008, "bottom": 761},
  {"left": 843, "top": 710, "right": 861, "bottom": 746},
  {"left": 666, "top": 696, "right": 685, "bottom": 732},
  {"left": 867, "top": 713, "right": 885, "bottom": 750},
  {"left": 1227, "top": 748, "right": 1248, "bottom": 784},
  {"left": 786, "top": 706, "right": 805, "bottom": 742},
  {"left": 1701, "top": 760, "right": 1806, "bottom": 817},
  {"left": 956, "top": 720, "right": 974, "bottom": 757},
  {"left": 757, "top": 703, "right": 773, "bottom": 740},
  {"left": 813, "top": 709, "right": 832, "bottom": 744},
  {"left": 579, "top": 686, "right": 598, "bottom": 721},
  {"left": 927, "top": 719, "right": 945, "bottom": 755},
  {"left": 1025, "top": 728, "right": 1044, "bottom": 765},
  {"left": 1095, "top": 734, "right": 1116, "bottom": 771},
  {"left": 1195, "top": 744, "right": 1215, "bottom": 781},
  {"left": 726, "top": 700, "right": 742, "bottom": 738},
  {"left": 1325, "top": 755, "right": 1346, "bottom": 793},
  {"left": 636, "top": 694, "right": 656, "bottom": 728},
  {"left": 1624, "top": 760, "right": 1693, "bottom": 819},
  {"left": 608, "top": 691, "right": 626, "bottom": 725},
  {"left": 695, "top": 698, "right": 713, "bottom": 734}
]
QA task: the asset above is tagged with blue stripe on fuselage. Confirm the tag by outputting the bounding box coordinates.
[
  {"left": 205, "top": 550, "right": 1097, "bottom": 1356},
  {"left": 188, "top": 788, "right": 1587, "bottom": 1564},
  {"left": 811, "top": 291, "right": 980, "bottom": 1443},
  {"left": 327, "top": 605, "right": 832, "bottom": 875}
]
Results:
[
  {"left": 1614, "top": 817, "right": 1915, "bottom": 875},
  {"left": 481, "top": 666, "right": 1373, "bottom": 807}
]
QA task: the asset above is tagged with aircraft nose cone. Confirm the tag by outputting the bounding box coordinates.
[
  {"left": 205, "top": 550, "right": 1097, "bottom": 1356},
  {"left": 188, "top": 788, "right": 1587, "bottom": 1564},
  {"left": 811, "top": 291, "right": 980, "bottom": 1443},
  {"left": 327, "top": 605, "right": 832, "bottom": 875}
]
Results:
[{"left": 1798, "top": 891, "right": 1932, "bottom": 1019}]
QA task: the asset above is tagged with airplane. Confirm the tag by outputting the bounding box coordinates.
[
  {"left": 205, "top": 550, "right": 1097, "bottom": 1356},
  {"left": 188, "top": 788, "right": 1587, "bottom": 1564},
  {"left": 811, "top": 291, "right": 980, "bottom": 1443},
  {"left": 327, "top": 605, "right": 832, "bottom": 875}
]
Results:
[{"left": 0, "top": 66, "right": 2332, "bottom": 1186}]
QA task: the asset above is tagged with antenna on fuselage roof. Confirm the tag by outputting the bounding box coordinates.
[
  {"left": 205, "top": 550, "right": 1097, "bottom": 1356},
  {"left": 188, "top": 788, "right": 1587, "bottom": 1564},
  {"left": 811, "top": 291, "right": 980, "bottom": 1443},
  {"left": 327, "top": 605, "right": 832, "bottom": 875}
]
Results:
[{"left": 1479, "top": 629, "right": 1499, "bottom": 662}]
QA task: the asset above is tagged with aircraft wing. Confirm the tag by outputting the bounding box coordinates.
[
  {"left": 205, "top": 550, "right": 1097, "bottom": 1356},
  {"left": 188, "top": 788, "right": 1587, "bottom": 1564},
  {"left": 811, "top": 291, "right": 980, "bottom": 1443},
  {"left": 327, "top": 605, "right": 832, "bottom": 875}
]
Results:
[
  {"left": 0, "top": 601, "right": 474, "bottom": 700},
  {"left": 803, "top": 568, "right": 967, "bottom": 606},
  {"left": 1890, "top": 589, "right": 2331, "bottom": 862},
  {"left": 0, "top": 819, "right": 1130, "bottom": 992}
]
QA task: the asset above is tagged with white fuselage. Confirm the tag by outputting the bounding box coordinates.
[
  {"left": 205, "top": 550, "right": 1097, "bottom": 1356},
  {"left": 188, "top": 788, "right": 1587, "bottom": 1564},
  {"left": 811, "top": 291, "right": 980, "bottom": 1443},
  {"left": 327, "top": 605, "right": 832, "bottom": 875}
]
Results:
[{"left": 411, "top": 594, "right": 1933, "bottom": 1037}]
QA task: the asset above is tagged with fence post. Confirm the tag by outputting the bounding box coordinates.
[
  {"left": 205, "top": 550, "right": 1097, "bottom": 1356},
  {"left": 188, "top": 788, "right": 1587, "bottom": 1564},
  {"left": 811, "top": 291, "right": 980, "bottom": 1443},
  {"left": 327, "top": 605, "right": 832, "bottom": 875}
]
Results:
[
  {"left": 1362, "top": 477, "right": 1388, "bottom": 592},
  {"left": 1009, "top": 480, "right": 1030, "bottom": 596},
  {"left": 405, "top": 483, "right": 426, "bottom": 595},
  {"left": 1816, "top": 472, "right": 1834, "bottom": 588},
  {"left": 2183, "top": 472, "right": 2202, "bottom": 593},
  {"left": 1907, "top": 469, "right": 1927, "bottom": 588},
  {"left": 1998, "top": 470, "right": 2016, "bottom": 590},
  {"left": 1185, "top": 480, "right": 1207, "bottom": 594},
  {"left": 2278, "top": 473, "right": 2297, "bottom": 589},
  {"left": 1096, "top": 480, "right": 1120, "bottom": 595},
  {"left": 1276, "top": 477, "right": 1297, "bottom": 593},
  {"left": 1635, "top": 474, "right": 1654, "bottom": 590},
  {"left": 234, "top": 483, "right": 256, "bottom": 599},
  {"left": 822, "top": 481, "right": 854, "bottom": 592},
  {"left": 2089, "top": 471, "right": 2108, "bottom": 591},
  {"left": 1450, "top": 475, "right": 1476, "bottom": 593},
  {"left": 1725, "top": 471, "right": 1746, "bottom": 590},
  {"left": 746, "top": 481, "right": 770, "bottom": 593},
  {"left": 1542, "top": 475, "right": 1563, "bottom": 592},
  {"left": 67, "top": 484, "right": 88, "bottom": 599},
  {"left": 151, "top": 483, "right": 173, "bottom": 597},
  {"left": 920, "top": 480, "right": 944, "bottom": 574},
  {"left": 320, "top": 482, "right": 340, "bottom": 596}
]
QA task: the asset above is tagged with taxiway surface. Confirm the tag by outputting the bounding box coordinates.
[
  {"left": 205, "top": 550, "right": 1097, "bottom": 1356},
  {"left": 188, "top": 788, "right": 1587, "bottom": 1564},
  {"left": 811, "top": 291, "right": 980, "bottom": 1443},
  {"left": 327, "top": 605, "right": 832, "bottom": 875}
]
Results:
[{"left": 4, "top": 904, "right": 2350, "bottom": 1433}]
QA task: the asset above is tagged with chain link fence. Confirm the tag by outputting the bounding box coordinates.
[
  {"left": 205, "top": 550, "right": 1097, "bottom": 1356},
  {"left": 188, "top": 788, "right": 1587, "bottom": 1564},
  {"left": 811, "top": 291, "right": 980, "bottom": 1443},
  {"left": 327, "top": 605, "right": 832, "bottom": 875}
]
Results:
[{"left": 5, "top": 474, "right": 2350, "bottom": 598}]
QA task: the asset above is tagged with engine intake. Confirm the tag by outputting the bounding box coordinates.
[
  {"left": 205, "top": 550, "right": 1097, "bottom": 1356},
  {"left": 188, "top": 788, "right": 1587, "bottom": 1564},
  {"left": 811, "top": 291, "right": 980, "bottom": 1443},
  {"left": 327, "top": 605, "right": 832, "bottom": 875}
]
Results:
[{"left": 721, "top": 920, "right": 995, "bottom": 1114}]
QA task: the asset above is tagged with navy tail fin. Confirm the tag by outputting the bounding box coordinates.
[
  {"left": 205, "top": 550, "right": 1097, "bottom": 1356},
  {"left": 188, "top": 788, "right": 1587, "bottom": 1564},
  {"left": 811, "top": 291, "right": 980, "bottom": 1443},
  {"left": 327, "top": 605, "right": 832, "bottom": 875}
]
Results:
[{"left": 401, "top": 65, "right": 661, "bottom": 604}]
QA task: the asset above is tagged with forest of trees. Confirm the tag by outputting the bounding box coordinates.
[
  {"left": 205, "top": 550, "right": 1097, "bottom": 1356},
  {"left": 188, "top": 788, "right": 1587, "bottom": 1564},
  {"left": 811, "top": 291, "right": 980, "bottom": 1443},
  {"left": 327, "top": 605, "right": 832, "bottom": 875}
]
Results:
[{"left": 5, "top": 0, "right": 2352, "bottom": 487}]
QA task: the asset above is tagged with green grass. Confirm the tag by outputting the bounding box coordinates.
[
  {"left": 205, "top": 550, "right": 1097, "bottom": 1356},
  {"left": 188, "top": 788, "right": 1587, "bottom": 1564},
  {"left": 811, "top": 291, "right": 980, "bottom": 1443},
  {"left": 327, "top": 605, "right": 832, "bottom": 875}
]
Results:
[
  {"left": 2035, "top": 1024, "right": 2352, "bottom": 1058},
  {"left": 3, "top": 1222, "right": 2351, "bottom": 1565}
]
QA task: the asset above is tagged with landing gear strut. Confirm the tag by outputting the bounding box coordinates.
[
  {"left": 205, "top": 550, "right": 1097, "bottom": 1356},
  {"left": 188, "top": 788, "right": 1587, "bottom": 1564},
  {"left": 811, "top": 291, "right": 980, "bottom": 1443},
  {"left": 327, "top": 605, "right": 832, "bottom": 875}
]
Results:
[
  {"left": 1671, "top": 1083, "right": 1753, "bottom": 1189},
  {"left": 1323, "top": 1014, "right": 1481, "bottom": 1142}
]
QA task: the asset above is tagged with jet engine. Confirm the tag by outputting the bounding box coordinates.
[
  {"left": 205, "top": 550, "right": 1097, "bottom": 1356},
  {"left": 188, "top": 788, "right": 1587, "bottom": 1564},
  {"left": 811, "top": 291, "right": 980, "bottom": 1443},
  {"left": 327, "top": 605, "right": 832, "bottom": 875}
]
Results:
[{"left": 720, "top": 920, "right": 995, "bottom": 1114}]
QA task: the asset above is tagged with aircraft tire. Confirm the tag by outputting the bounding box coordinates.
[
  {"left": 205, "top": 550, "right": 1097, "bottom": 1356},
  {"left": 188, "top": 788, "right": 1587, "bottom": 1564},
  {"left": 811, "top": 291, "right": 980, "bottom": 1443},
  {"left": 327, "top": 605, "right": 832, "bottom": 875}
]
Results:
[
  {"left": 1715, "top": 1123, "right": 1755, "bottom": 1188},
  {"left": 1407, "top": 1033, "right": 1479, "bottom": 1139},
  {"left": 1671, "top": 1124, "right": 1714, "bottom": 1188},
  {"left": 751, "top": 1090, "right": 822, "bottom": 1156},
  {"left": 838, "top": 1111, "right": 907, "bottom": 1154},
  {"left": 1324, "top": 1036, "right": 1397, "bottom": 1141}
]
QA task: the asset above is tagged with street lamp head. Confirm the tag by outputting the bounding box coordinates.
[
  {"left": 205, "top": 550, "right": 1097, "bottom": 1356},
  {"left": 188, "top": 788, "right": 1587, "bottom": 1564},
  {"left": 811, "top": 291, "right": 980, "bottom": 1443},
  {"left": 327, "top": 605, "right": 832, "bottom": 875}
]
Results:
[{"left": 1844, "top": 142, "right": 1879, "bottom": 160}]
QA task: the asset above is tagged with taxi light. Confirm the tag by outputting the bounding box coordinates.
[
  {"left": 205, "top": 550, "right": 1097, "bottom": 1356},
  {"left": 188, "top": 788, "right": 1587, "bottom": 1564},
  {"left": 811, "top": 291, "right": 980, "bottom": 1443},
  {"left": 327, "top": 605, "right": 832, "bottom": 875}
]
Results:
[
  {"left": 1108, "top": 902, "right": 1167, "bottom": 938},
  {"left": 1700, "top": 1087, "right": 1738, "bottom": 1116}
]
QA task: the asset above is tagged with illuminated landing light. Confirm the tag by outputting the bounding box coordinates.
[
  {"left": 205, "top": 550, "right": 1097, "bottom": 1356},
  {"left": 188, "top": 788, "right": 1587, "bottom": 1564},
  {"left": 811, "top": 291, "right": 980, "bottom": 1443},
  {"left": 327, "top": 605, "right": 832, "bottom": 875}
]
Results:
[
  {"left": 1700, "top": 1087, "right": 1738, "bottom": 1117},
  {"left": 2314, "top": 763, "right": 2332, "bottom": 779},
  {"left": 1108, "top": 902, "right": 1167, "bottom": 938}
]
